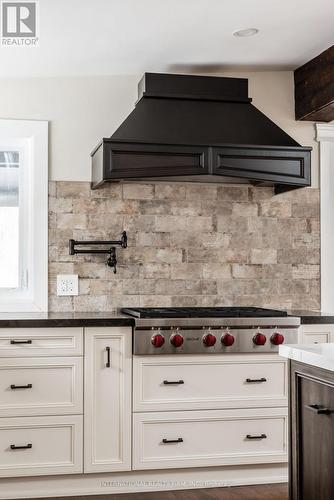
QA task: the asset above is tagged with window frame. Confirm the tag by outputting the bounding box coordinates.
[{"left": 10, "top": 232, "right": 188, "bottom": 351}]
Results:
[{"left": 0, "top": 119, "right": 48, "bottom": 312}]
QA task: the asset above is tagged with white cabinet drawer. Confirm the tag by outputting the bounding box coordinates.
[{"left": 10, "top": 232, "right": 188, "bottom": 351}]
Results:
[
  {"left": 300, "top": 325, "right": 334, "bottom": 344},
  {"left": 0, "top": 415, "right": 83, "bottom": 477},
  {"left": 0, "top": 357, "right": 83, "bottom": 417},
  {"left": 303, "top": 333, "right": 329, "bottom": 344},
  {"left": 0, "top": 328, "right": 83, "bottom": 357},
  {"left": 133, "top": 408, "right": 288, "bottom": 470},
  {"left": 133, "top": 354, "right": 287, "bottom": 411}
]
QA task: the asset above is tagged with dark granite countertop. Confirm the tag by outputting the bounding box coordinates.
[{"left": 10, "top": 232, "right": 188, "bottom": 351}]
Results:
[
  {"left": 290, "top": 311, "right": 334, "bottom": 324},
  {"left": 0, "top": 312, "right": 135, "bottom": 328},
  {"left": 0, "top": 310, "right": 333, "bottom": 328}
]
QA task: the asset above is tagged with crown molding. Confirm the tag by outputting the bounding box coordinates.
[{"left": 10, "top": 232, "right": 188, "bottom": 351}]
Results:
[{"left": 316, "top": 123, "right": 334, "bottom": 142}]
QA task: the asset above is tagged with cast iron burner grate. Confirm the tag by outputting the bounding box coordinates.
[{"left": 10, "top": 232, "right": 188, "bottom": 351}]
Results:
[{"left": 121, "top": 307, "right": 288, "bottom": 319}]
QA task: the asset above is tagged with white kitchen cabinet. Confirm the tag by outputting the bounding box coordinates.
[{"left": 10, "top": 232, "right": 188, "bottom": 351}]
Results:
[
  {"left": 300, "top": 324, "right": 334, "bottom": 344},
  {"left": 133, "top": 407, "right": 288, "bottom": 470},
  {"left": 133, "top": 354, "right": 287, "bottom": 412},
  {"left": 0, "top": 357, "right": 83, "bottom": 417},
  {"left": 0, "top": 328, "right": 83, "bottom": 357},
  {"left": 0, "top": 415, "right": 83, "bottom": 478},
  {"left": 84, "top": 327, "right": 132, "bottom": 473},
  {"left": 0, "top": 327, "right": 84, "bottom": 479}
]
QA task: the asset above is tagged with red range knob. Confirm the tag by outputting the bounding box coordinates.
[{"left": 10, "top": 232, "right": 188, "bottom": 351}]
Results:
[
  {"left": 271, "top": 333, "right": 285, "bottom": 345},
  {"left": 151, "top": 333, "right": 165, "bottom": 348},
  {"left": 170, "top": 333, "right": 184, "bottom": 348},
  {"left": 203, "top": 333, "right": 217, "bottom": 347},
  {"left": 221, "top": 333, "right": 235, "bottom": 347},
  {"left": 253, "top": 332, "right": 267, "bottom": 346}
]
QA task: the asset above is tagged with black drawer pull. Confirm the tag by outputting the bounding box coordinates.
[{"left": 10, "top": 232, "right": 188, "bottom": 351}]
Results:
[
  {"left": 10, "top": 340, "right": 32, "bottom": 345},
  {"left": 246, "top": 378, "right": 267, "bottom": 383},
  {"left": 246, "top": 434, "right": 267, "bottom": 440},
  {"left": 10, "top": 444, "right": 32, "bottom": 450},
  {"left": 10, "top": 384, "right": 32, "bottom": 390},
  {"left": 106, "top": 346, "right": 111, "bottom": 368},
  {"left": 162, "top": 438, "right": 183, "bottom": 444},
  {"left": 163, "top": 380, "right": 184, "bottom": 385},
  {"left": 305, "top": 404, "right": 331, "bottom": 415}
]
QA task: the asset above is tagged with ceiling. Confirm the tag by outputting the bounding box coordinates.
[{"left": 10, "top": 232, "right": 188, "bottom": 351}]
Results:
[{"left": 1, "top": 0, "right": 333, "bottom": 78}]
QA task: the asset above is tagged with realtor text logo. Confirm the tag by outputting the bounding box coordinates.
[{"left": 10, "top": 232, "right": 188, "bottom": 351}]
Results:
[{"left": 1, "top": 1, "right": 39, "bottom": 46}]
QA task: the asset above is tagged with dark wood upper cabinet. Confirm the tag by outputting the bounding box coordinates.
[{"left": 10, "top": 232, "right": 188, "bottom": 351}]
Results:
[{"left": 290, "top": 361, "right": 334, "bottom": 500}]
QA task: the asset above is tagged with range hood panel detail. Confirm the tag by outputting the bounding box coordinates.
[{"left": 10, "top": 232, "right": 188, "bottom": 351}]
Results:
[
  {"left": 91, "top": 73, "right": 311, "bottom": 193},
  {"left": 212, "top": 146, "right": 310, "bottom": 184}
]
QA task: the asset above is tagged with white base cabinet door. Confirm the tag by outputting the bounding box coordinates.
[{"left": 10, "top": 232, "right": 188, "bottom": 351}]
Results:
[{"left": 84, "top": 327, "right": 132, "bottom": 473}]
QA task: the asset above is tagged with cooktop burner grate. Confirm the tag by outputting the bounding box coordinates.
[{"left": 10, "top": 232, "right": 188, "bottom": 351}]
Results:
[{"left": 121, "top": 307, "right": 288, "bottom": 319}]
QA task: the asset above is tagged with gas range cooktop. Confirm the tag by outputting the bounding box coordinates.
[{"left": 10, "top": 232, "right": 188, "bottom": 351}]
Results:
[
  {"left": 122, "top": 307, "right": 300, "bottom": 355},
  {"left": 121, "top": 307, "right": 288, "bottom": 319}
]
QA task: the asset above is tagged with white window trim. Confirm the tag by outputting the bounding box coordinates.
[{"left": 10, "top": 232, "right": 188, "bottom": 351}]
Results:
[
  {"left": 316, "top": 123, "right": 334, "bottom": 312},
  {"left": 0, "top": 119, "right": 48, "bottom": 312}
]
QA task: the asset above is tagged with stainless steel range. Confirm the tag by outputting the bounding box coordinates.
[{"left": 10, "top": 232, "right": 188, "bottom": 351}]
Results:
[{"left": 121, "top": 307, "right": 300, "bottom": 355}]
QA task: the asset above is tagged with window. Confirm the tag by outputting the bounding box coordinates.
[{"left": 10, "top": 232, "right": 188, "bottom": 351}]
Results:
[{"left": 0, "top": 120, "right": 48, "bottom": 311}]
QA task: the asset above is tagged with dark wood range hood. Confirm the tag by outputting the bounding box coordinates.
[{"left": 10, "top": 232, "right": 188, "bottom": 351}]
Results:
[{"left": 91, "top": 73, "right": 311, "bottom": 194}]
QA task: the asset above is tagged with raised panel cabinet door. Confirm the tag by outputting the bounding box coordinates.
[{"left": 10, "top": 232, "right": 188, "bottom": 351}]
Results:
[
  {"left": 290, "top": 362, "right": 334, "bottom": 500},
  {"left": 84, "top": 327, "right": 132, "bottom": 473}
]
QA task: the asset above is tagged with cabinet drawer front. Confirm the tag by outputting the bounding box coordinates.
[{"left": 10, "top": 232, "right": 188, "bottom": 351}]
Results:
[
  {"left": 0, "top": 358, "right": 83, "bottom": 417},
  {"left": 0, "top": 415, "right": 83, "bottom": 477},
  {"left": 0, "top": 328, "right": 83, "bottom": 357},
  {"left": 303, "top": 333, "right": 330, "bottom": 344},
  {"left": 133, "top": 408, "right": 288, "bottom": 470},
  {"left": 300, "top": 325, "right": 334, "bottom": 344},
  {"left": 134, "top": 355, "right": 287, "bottom": 411}
]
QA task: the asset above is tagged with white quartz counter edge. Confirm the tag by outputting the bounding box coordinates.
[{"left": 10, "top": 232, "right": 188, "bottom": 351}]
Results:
[{"left": 279, "top": 343, "right": 334, "bottom": 372}]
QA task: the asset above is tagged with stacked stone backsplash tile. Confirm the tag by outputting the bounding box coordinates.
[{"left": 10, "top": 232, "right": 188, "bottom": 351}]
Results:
[{"left": 49, "top": 181, "right": 320, "bottom": 312}]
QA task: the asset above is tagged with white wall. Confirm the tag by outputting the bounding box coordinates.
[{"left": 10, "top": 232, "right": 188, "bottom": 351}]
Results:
[{"left": 0, "top": 71, "right": 318, "bottom": 185}]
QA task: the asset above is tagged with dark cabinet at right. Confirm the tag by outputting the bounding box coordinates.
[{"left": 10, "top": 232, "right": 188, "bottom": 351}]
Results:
[{"left": 290, "top": 360, "right": 334, "bottom": 500}]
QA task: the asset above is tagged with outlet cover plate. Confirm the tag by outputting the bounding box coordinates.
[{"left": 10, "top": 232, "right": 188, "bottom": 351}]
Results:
[{"left": 57, "top": 274, "right": 79, "bottom": 296}]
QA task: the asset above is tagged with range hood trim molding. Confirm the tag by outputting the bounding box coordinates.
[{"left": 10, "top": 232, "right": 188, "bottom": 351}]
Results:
[
  {"left": 92, "top": 138, "right": 312, "bottom": 153},
  {"left": 91, "top": 139, "right": 311, "bottom": 194},
  {"left": 137, "top": 72, "right": 252, "bottom": 104}
]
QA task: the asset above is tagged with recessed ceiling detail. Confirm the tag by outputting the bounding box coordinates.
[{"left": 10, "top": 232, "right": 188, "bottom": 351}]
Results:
[
  {"left": 233, "top": 28, "right": 259, "bottom": 37},
  {"left": 0, "top": 0, "right": 333, "bottom": 77}
]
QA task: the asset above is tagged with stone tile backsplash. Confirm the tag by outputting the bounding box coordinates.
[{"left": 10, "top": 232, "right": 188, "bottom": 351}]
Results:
[{"left": 49, "top": 181, "right": 320, "bottom": 312}]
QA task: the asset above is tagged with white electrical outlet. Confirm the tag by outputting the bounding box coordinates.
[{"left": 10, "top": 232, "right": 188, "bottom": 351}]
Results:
[{"left": 57, "top": 275, "right": 79, "bottom": 296}]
